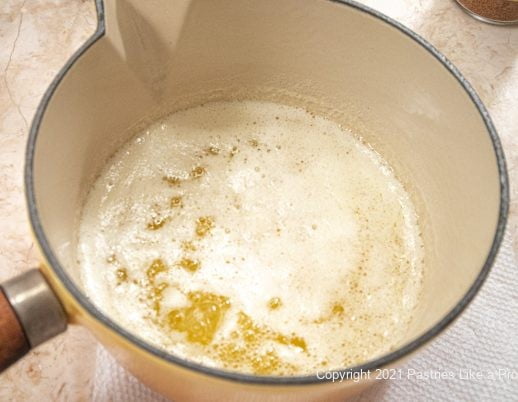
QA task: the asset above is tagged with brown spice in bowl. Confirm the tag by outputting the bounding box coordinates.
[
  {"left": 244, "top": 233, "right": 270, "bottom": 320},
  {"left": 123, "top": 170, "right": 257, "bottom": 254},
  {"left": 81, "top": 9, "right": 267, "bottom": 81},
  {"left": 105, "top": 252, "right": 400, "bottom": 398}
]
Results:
[{"left": 456, "top": 0, "right": 518, "bottom": 23}]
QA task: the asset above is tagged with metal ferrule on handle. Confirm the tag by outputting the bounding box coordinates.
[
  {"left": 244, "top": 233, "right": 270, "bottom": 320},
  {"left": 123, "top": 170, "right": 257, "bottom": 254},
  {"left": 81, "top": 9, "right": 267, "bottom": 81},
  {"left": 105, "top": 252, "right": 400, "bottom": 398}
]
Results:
[{"left": 0, "top": 269, "right": 67, "bottom": 371}]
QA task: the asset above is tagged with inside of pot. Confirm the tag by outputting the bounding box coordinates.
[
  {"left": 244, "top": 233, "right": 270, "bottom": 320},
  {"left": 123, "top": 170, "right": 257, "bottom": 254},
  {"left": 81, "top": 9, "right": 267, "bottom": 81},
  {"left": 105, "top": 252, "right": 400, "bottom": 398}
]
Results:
[{"left": 31, "top": 0, "right": 501, "bottom": 371}]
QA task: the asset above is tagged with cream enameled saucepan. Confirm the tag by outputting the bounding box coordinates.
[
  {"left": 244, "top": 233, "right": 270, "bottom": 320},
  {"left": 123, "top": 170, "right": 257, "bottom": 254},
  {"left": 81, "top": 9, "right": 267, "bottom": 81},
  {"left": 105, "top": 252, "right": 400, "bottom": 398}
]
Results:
[{"left": 0, "top": 1, "right": 508, "bottom": 401}]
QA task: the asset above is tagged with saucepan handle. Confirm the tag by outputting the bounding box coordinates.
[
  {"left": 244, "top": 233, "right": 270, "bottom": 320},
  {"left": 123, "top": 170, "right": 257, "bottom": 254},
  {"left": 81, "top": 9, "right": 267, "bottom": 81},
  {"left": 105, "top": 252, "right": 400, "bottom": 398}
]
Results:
[{"left": 0, "top": 269, "right": 67, "bottom": 371}]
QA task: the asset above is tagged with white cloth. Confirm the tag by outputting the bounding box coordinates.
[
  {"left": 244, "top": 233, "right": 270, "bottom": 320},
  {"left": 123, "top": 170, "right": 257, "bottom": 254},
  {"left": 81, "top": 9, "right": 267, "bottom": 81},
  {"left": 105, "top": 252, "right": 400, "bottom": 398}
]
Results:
[{"left": 91, "top": 228, "right": 518, "bottom": 401}]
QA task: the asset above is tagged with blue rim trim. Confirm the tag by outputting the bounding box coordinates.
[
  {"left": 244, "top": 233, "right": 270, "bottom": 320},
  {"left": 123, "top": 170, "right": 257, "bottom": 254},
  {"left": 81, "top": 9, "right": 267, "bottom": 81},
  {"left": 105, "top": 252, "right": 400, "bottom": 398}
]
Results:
[{"left": 24, "top": 0, "right": 509, "bottom": 386}]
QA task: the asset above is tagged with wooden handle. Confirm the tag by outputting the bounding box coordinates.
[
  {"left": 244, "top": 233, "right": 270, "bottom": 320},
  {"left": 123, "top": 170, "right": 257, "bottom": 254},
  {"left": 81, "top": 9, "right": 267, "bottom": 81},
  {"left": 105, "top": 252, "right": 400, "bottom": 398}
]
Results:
[{"left": 0, "top": 288, "right": 29, "bottom": 371}]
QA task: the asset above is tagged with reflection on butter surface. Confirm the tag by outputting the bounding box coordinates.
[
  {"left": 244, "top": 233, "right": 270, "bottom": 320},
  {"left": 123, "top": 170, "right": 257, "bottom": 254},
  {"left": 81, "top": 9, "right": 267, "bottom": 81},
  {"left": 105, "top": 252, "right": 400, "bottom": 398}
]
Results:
[{"left": 78, "top": 100, "right": 423, "bottom": 375}]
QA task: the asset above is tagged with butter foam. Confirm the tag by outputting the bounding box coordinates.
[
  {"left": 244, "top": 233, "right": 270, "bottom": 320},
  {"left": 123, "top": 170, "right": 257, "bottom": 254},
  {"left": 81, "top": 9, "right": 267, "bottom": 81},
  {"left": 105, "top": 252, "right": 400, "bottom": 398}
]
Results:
[{"left": 78, "top": 100, "right": 423, "bottom": 375}]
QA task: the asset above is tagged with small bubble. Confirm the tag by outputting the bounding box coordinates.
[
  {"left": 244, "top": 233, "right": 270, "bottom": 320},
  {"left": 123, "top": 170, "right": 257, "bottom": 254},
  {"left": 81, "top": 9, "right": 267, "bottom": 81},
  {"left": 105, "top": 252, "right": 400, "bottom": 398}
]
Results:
[
  {"left": 229, "top": 146, "right": 239, "bottom": 158},
  {"left": 268, "top": 297, "right": 282, "bottom": 310},
  {"left": 181, "top": 241, "right": 196, "bottom": 252},
  {"left": 170, "top": 196, "right": 183, "bottom": 208},
  {"left": 106, "top": 254, "right": 117, "bottom": 264},
  {"left": 191, "top": 166, "right": 206, "bottom": 179},
  {"left": 116, "top": 268, "right": 128, "bottom": 283},
  {"left": 163, "top": 175, "right": 181, "bottom": 186},
  {"left": 332, "top": 304, "right": 344, "bottom": 315},
  {"left": 207, "top": 146, "right": 220, "bottom": 155}
]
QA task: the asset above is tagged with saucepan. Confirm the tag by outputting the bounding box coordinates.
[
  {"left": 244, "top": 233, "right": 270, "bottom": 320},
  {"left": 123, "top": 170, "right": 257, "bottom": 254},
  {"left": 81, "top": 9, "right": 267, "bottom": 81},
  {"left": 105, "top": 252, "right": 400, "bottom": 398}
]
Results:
[{"left": 0, "top": 0, "right": 508, "bottom": 401}]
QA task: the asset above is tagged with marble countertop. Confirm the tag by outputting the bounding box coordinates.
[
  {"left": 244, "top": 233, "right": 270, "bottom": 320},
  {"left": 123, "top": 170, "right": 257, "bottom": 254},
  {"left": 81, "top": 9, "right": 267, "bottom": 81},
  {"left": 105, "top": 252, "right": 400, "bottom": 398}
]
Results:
[{"left": 0, "top": 1, "right": 516, "bottom": 400}]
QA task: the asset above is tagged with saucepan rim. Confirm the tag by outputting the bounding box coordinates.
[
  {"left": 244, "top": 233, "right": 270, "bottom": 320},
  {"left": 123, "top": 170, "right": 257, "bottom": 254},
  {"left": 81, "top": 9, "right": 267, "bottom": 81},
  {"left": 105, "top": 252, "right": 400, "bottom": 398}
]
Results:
[{"left": 24, "top": 0, "right": 509, "bottom": 386}]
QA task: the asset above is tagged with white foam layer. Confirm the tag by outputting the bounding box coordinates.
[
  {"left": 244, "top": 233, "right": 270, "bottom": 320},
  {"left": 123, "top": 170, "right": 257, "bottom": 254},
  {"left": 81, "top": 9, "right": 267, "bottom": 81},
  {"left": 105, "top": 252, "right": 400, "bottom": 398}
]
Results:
[{"left": 78, "top": 100, "right": 423, "bottom": 375}]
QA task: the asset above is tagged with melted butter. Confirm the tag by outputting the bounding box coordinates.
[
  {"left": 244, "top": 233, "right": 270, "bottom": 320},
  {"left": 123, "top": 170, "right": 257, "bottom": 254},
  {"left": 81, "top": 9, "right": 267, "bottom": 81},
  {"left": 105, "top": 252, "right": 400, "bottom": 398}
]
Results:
[
  {"left": 332, "top": 304, "right": 345, "bottom": 315},
  {"left": 181, "top": 241, "right": 197, "bottom": 252},
  {"left": 177, "top": 258, "right": 200, "bottom": 272},
  {"left": 195, "top": 216, "right": 215, "bottom": 237},
  {"left": 250, "top": 351, "right": 283, "bottom": 375},
  {"left": 148, "top": 282, "right": 168, "bottom": 314},
  {"left": 144, "top": 259, "right": 169, "bottom": 314},
  {"left": 147, "top": 216, "right": 169, "bottom": 230},
  {"left": 313, "top": 302, "right": 347, "bottom": 324},
  {"left": 147, "top": 259, "right": 167, "bottom": 281},
  {"left": 166, "top": 292, "right": 230, "bottom": 345},
  {"left": 236, "top": 312, "right": 307, "bottom": 351},
  {"left": 275, "top": 334, "right": 307, "bottom": 351},
  {"left": 212, "top": 311, "right": 303, "bottom": 374}
]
